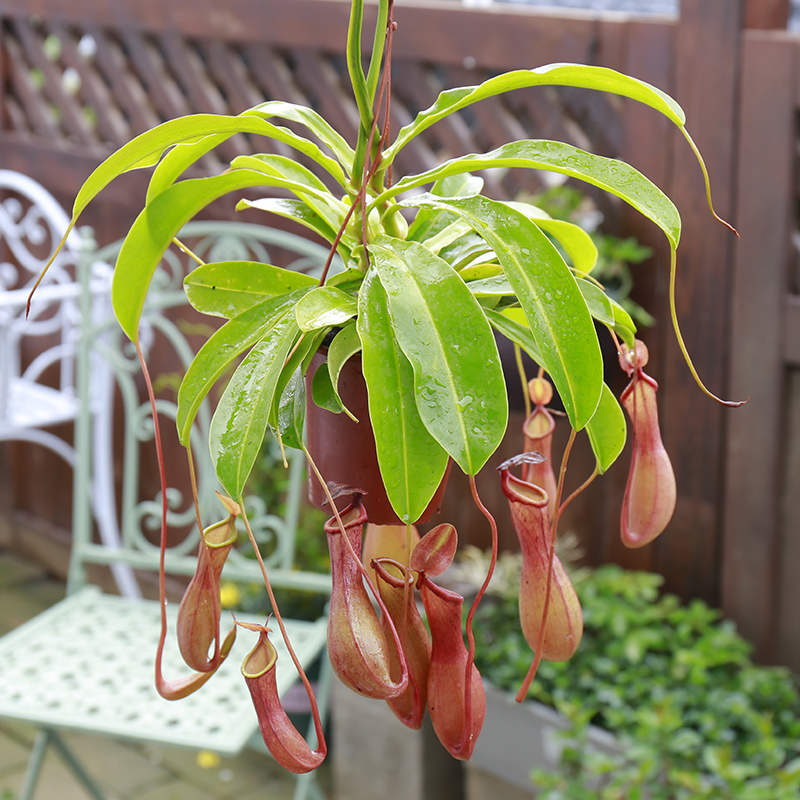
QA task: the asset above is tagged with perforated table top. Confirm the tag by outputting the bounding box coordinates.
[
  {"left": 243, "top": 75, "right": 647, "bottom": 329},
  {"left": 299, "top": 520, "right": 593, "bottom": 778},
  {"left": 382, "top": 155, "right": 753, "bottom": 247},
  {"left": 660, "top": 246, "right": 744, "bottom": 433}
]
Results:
[{"left": 0, "top": 586, "right": 327, "bottom": 756}]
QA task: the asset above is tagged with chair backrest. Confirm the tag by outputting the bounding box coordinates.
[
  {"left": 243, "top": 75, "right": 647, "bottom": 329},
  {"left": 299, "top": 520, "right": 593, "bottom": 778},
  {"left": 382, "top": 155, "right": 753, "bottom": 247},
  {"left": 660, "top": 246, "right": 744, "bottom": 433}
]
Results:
[
  {"left": 0, "top": 170, "right": 90, "bottom": 430},
  {"left": 68, "top": 220, "right": 337, "bottom": 601}
]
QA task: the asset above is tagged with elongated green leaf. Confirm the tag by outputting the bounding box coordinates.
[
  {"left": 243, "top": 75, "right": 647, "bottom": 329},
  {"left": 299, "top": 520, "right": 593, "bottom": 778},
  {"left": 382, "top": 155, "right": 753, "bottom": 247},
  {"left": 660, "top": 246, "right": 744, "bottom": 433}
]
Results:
[
  {"left": 210, "top": 313, "right": 300, "bottom": 499},
  {"left": 275, "top": 368, "right": 306, "bottom": 452},
  {"left": 184, "top": 262, "right": 317, "bottom": 318},
  {"left": 408, "top": 173, "right": 484, "bottom": 242},
  {"left": 146, "top": 113, "right": 348, "bottom": 203},
  {"left": 295, "top": 286, "right": 357, "bottom": 332},
  {"left": 585, "top": 383, "right": 627, "bottom": 474},
  {"left": 357, "top": 269, "right": 449, "bottom": 522},
  {"left": 423, "top": 220, "right": 473, "bottom": 256},
  {"left": 384, "top": 141, "right": 680, "bottom": 248},
  {"left": 505, "top": 201, "right": 598, "bottom": 274},
  {"left": 311, "top": 362, "right": 343, "bottom": 414},
  {"left": 113, "top": 169, "right": 313, "bottom": 341},
  {"left": 407, "top": 195, "right": 602, "bottom": 430},
  {"left": 369, "top": 236, "right": 507, "bottom": 475},
  {"left": 327, "top": 268, "right": 365, "bottom": 293},
  {"left": 611, "top": 298, "right": 637, "bottom": 336},
  {"left": 538, "top": 218, "right": 599, "bottom": 274},
  {"left": 232, "top": 154, "right": 348, "bottom": 234},
  {"left": 455, "top": 253, "right": 499, "bottom": 277},
  {"left": 176, "top": 289, "right": 310, "bottom": 444},
  {"left": 64, "top": 113, "right": 347, "bottom": 232},
  {"left": 249, "top": 101, "right": 355, "bottom": 171},
  {"left": 467, "top": 275, "right": 514, "bottom": 298},
  {"left": 386, "top": 64, "right": 684, "bottom": 162},
  {"left": 236, "top": 197, "right": 342, "bottom": 248},
  {"left": 577, "top": 278, "right": 614, "bottom": 326},
  {"left": 327, "top": 323, "right": 362, "bottom": 420},
  {"left": 270, "top": 327, "right": 329, "bottom": 432},
  {"left": 73, "top": 115, "right": 243, "bottom": 221},
  {"left": 486, "top": 307, "right": 544, "bottom": 364}
]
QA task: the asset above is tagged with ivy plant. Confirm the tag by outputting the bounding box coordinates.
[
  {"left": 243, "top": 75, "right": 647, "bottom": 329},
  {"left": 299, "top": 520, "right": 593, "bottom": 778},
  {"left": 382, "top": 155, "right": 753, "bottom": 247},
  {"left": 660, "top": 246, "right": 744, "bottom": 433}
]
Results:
[{"left": 473, "top": 564, "right": 800, "bottom": 799}]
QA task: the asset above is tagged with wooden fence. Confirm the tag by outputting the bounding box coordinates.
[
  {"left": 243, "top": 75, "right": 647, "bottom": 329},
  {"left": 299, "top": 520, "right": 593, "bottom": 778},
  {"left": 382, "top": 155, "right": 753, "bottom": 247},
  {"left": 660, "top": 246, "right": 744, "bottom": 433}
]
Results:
[{"left": 2, "top": 0, "right": 799, "bottom": 668}]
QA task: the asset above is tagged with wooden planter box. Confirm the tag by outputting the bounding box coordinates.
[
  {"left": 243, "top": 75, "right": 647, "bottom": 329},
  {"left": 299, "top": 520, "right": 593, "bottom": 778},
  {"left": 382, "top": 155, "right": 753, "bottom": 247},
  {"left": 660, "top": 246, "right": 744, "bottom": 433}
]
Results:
[{"left": 465, "top": 682, "right": 621, "bottom": 800}]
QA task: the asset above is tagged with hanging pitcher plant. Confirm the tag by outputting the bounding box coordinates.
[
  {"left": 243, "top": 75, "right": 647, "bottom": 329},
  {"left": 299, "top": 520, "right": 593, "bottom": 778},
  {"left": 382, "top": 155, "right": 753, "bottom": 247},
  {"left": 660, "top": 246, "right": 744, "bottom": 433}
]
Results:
[{"left": 35, "top": 0, "right": 744, "bottom": 771}]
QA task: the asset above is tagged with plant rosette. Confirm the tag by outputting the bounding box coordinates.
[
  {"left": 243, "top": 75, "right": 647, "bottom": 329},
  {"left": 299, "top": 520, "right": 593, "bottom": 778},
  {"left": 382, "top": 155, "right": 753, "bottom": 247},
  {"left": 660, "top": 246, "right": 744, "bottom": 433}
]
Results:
[{"left": 36, "top": 0, "right": 743, "bottom": 773}]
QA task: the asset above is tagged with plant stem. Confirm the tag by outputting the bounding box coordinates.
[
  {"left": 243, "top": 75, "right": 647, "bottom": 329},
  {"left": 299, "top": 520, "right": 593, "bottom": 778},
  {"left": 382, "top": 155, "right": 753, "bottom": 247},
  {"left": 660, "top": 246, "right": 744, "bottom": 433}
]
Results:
[
  {"left": 465, "top": 476, "right": 498, "bottom": 750},
  {"left": 514, "top": 344, "right": 531, "bottom": 420},
  {"left": 346, "top": 0, "right": 373, "bottom": 133}
]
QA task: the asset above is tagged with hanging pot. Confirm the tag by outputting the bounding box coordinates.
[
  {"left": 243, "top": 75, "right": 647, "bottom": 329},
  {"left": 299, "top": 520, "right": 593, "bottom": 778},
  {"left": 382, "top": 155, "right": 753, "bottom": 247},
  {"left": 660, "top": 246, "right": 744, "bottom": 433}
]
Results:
[{"left": 305, "top": 351, "right": 450, "bottom": 525}]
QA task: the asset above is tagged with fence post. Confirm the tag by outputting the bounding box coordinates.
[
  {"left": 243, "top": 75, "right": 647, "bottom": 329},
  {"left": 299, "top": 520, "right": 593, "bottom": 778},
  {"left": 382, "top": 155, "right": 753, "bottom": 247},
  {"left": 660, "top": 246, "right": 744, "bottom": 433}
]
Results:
[
  {"left": 724, "top": 35, "right": 797, "bottom": 665},
  {"left": 652, "top": 0, "right": 745, "bottom": 604}
]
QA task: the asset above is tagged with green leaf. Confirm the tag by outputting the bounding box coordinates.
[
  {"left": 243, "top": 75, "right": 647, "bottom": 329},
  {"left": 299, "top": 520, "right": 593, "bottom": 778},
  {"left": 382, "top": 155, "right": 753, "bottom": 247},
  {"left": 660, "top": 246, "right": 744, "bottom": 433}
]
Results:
[
  {"left": 270, "top": 327, "right": 329, "bottom": 431},
  {"left": 505, "top": 201, "right": 598, "bottom": 274},
  {"left": 357, "top": 268, "right": 449, "bottom": 522},
  {"left": 231, "top": 153, "right": 349, "bottom": 235},
  {"left": 422, "top": 219, "right": 474, "bottom": 256},
  {"left": 408, "top": 172, "right": 484, "bottom": 242},
  {"left": 459, "top": 260, "right": 503, "bottom": 281},
  {"left": 485, "top": 307, "right": 544, "bottom": 364},
  {"left": 74, "top": 115, "right": 253, "bottom": 220},
  {"left": 209, "top": 312, "right": 300, "bottom": 499},
  {"left": 184, "top": 261, "right": 317, "bottom": 318},
  {"left": 294, "top": 286, "right": 358, "bottom": 332},
  {"left": 146, "top": 111, "right": 348, "bottom": 202},
  {"left": 467, "top": 275, "right": 514, "bottom": 298},
  {"left": 311, "top": 361, "right": 343, "bottom": 414},
  {"left": 585, "top": 384, "right": 627, "bottom": 474},
  {"left": 369, "top": 236, "right": 508, "bottom": 475},
  {"left": 249, "top": 101, "right": 355, "bottom": 172},
  {"left": 577, "top": 278, "right": 615, "bottom": 326},
  {"left": 275, "top": 368, "right": 306, "bottom": 452},
  {"left": 236, "top": 197, "right": 343, "bottom": 250},
  {"left": 112, "top": 169, "right": 309, "bottom": 342},
  {"left": 327, "top": 323, "right": 362, "bottom": 421},
  {"left": 176, "top": 289, "right": 310, "bottom": 445},
  {"left": 386, "top": 64, "right": 685, "bottom": 162},
  {"left": 385, "top": 140, "right": 680, "bottom": 248},
  {"left": 327, "top": 268, "right": 364, "bottom": 293},
  {"left": 406, "top": 195, "right": 602, "bottom": 430},
  {"left": 611, "top": 298, "right": 637, "bottom": 337}
]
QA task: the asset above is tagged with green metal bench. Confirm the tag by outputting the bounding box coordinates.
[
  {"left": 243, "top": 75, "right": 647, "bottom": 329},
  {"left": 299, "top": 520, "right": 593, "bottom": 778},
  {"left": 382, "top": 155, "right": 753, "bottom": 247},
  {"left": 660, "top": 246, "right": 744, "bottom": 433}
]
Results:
[{"left": 0, "top": 217, "right": 336, "bottom": 800}]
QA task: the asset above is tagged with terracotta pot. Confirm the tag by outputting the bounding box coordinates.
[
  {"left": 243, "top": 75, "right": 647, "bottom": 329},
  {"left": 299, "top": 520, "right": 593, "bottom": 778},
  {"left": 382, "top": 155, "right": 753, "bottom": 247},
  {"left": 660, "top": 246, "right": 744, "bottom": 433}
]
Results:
[{"left": 305, "top": 351, "right": 450, "bottom": 524}]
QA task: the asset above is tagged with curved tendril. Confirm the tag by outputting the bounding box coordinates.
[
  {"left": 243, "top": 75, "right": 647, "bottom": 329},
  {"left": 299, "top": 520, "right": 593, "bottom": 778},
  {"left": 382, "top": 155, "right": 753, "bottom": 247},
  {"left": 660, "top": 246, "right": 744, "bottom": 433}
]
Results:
[
  {"left": 669, "top": 247, "right": 747, "bottom": 407},
  {"left": 516, "top": 427, "right": 577, "bottom": 703},
  {"left": 138, "top": 343, "right": 233, "bottom": 698},
  {"left": 558, "top": 467, "right": 598, "bottom": 520},
  {"left": 681, "top": 128, "right": 739, "bottom": 237},
  {"left": 464, "top": 476, "right": 498, "bottom": 750}
]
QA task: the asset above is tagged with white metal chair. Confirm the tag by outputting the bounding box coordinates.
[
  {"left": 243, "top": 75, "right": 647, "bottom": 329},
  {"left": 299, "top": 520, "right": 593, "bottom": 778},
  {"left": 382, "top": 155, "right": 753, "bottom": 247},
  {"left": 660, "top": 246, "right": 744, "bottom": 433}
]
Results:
[{"left": 0, "top": 177, "right": 336, "bottom": 800}]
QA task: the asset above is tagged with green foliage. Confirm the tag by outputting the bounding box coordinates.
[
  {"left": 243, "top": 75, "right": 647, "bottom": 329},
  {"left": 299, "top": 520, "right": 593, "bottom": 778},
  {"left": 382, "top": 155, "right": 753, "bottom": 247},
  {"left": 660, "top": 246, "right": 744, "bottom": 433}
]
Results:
[
  {"left": 528, "top": 184, "right": 656, "bottom": 327},
  {"left": 472, "top": 565, "right": 800, "bottom": 799},
  {"left": 49, "top": 0, "right": 729, "bottom": 520}
]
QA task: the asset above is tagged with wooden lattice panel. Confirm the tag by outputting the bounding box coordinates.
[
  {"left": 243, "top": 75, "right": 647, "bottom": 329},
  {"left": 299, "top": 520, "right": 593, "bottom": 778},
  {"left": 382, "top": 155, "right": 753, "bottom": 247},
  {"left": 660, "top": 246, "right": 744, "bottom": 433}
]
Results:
[{"left": 2, "top": 10, "right": 624, "bottom": 208}]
